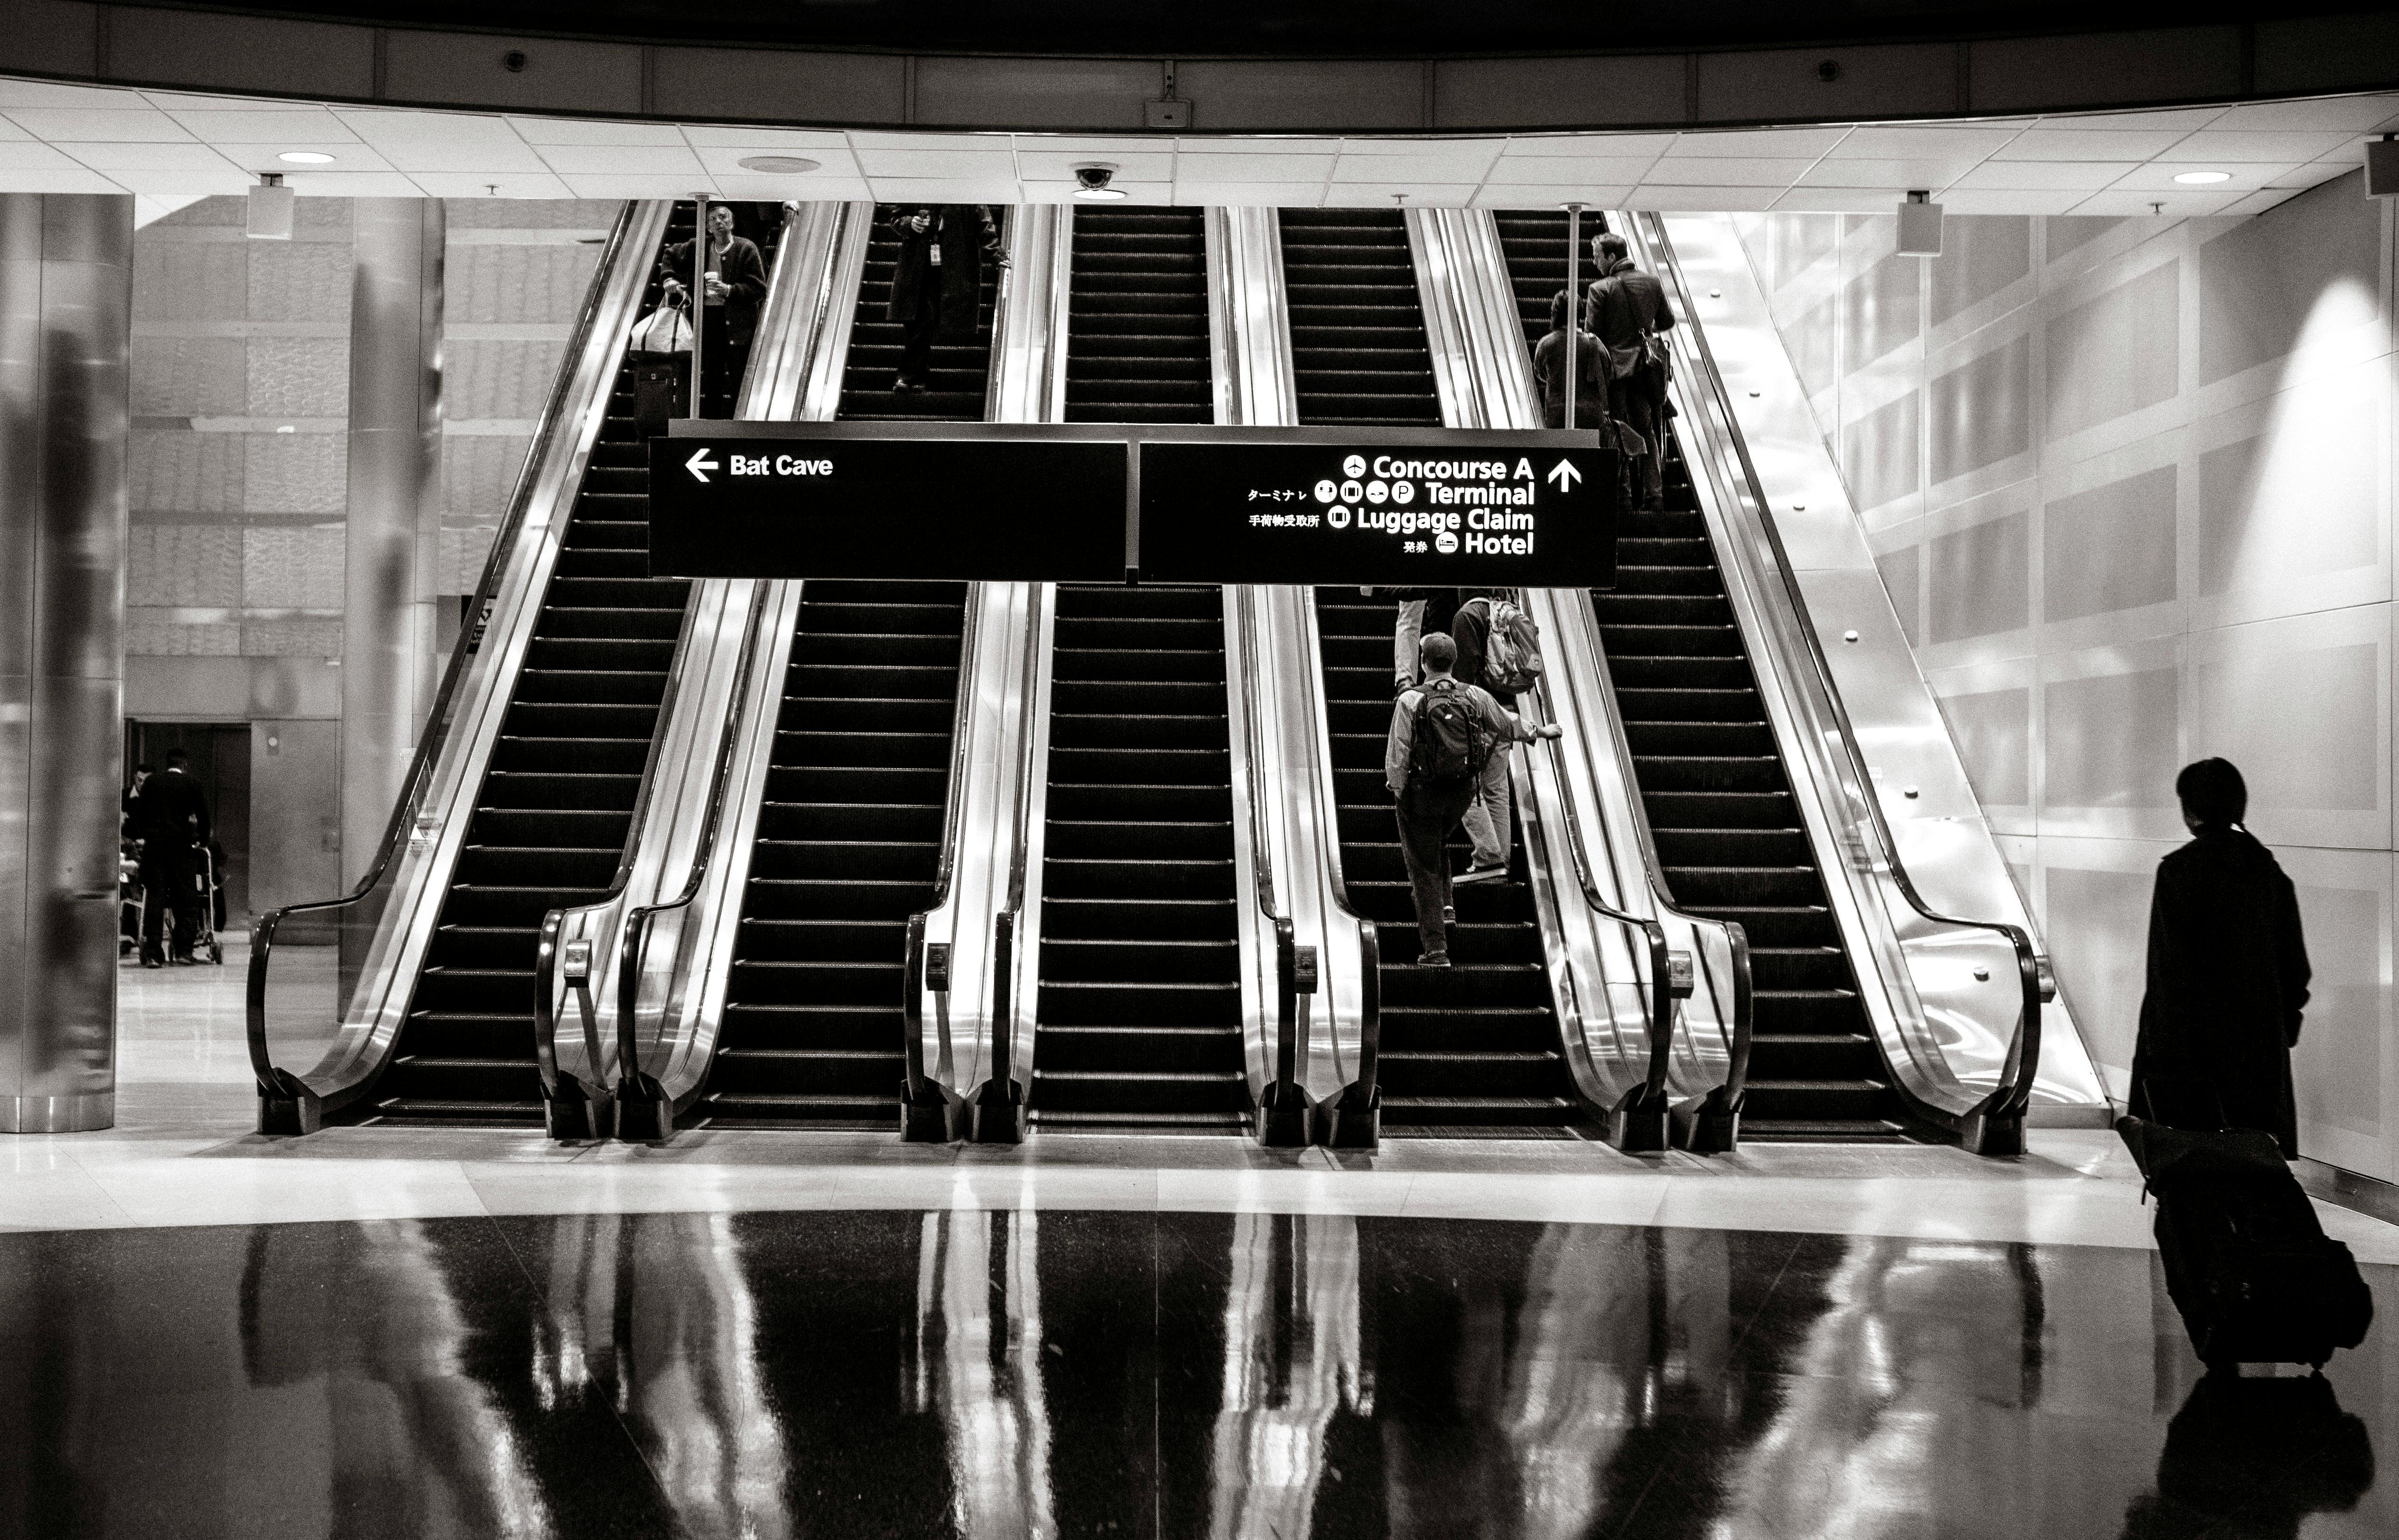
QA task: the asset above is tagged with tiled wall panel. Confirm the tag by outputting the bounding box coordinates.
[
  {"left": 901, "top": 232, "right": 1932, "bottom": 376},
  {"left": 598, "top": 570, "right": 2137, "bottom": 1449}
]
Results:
[{"left": 1740, "top": 173, "right": 2399, "bottom": 1180}]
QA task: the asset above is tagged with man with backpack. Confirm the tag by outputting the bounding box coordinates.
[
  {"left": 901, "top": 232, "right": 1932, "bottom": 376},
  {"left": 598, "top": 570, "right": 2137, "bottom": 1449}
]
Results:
[
  {"left": 1385, "top": 632, "right": 1561, "bottom": 966},
  {"left": 1451, "top": 590, "right": 1545, "bottom": 887}
]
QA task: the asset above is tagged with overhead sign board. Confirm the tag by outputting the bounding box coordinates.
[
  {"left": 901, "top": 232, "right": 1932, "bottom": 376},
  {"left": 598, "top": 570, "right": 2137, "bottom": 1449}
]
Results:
[
  {"left": 645, "top": 423, "right": 1613, "bottom": 587},
  {"left": 647, "top": 436, "right": 1128, "bottom": 582},
  {"left": 1137, "top": 440, "right": 1614, "bottom": 587}
]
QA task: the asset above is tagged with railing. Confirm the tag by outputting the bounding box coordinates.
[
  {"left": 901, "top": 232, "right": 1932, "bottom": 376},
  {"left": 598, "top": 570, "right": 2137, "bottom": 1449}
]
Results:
[
  {"left": 1289, "top": 589, "right": 1383, "bottom": 1150},
  {"left": 901, "top": 582, "right": 988, "bottom": 1139},
  {"left": 603, "top": 593, "right": 773, "bottom": 1138},
  {"left": 246, "top": 200, "right": 662, "bottom": 1134},
  {"left": 963, "top": 582, "right": 1050, "bottom": 1142},
  {"left": 1633, "top": 211, "right": 2046, "bottom": 1149},
  {"left": 1232, "top": 585, "right": 1309, "bottom": 1146},
  {"left": 1539, "top": 590, "right": 1756, "bottom": 1150}
]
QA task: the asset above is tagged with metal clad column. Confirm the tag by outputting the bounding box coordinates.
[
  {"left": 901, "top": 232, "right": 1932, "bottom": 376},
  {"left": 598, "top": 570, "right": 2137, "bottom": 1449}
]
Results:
[
  {"left": 340, "top": 198, "right": 445, "bottom": 889},
  {"left": 0, "top": 194, "right": 132, "bottom": 1134}
]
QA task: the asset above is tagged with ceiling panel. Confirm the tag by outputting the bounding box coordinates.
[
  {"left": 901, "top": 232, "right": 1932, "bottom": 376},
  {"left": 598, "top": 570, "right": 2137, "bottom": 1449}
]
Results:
[
  {"left": 1937, "top": 189, "right": 2087, "bottom": 215},
  {"left": 1662, "top": 127, "right": 1850, "bottom": 158},
  {"left": 1502, "top": 131, "right": 1678, "bottom": 158},
  {"left": 1020, "top": 180, "right": 1173, "bottom": 204},
  {"left": 1323, "top": 183, "right": 1478, "bottom": 205},
  {"left": 2157, "top": 130, "right": 2356, "bottom": 163},
  {"left": 407, "top": 171, "right": 576, "bottom": 198},
  {"left": 1993, "top": 128, "right": 2192, "bottom": 160},
  {"left": 1828, "top": 125, "right": 2028, "bottom": 159},
  {"left": 1796, "top": 157, "right": 1988, "bottom": 188},
  {"left": 1473, "top": 183, "right": 1635, "bottom": 208},
  {"left": 692, "top": 145, "right": 862, "bottom": 179},
  {"left": 1948, "top": 160, "right": 2139, "bottom": 191},
  {"left": 63, "top": 142, "right": 243, "bottom": 172},
  {"left": 0, "top": 142, "right": 85, "bottom": 171},
  {"left": 104, "top": 168, "right": 255, "bottom": 196},
  {"left": 1484, "top": 156, "right": 1661, "bottom": 185},
  {"left": 1015, "top": 149, "right": 1174, "bottom": 180},
  {"left": 155, "top": 108, "right": 360, "bottom": 143},
  {"left": 536, "top": 145, "right": 704, "bottom": 176},
  {"left": 1170, "top": 181, "right": 1325, "bottom": 206},
  {"left": 3, "top": 108, "right": 195, "bottom": 142},
  {"left": 2109, "top": 160, "right": 2308, "bottom": 192},
  {"left": 1175, "top": 151, "right": 1334, "bottom": 180},
  {"left": 866, "top": 176, "right": 1023, "bottom": 201},
  {"left": 284, "top": 172, "right": 426, "bottom": 197},
  {"left": 680, "top": 126, "right": 855, "bottom": 148},
  {"left": 2070, "top": 186, "right": 2244, "bottom": 217},
  {"left": 2207, "top": 97, "right": 2399, "bottom": 132},
  {"left": 0, "top": 167, "right": 135, "bottom": 193},
  {"left": 853, "top": 148, "right": 1018, "bottom": 177},
  {"left": 1639, "top": 158, "right": 1819, "bottom": 187},
  {"left": 507, "top": 117, "right": 686, "bottom": 146},
  {"left": 712, "top": 174, "right": 872, "bottom": 200}
]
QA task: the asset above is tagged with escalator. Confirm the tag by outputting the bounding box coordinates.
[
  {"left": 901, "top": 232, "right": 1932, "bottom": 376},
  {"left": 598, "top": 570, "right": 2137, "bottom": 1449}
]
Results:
[
  {"left": 1021, "top": 207, "right": 1242, "bottom": 1132},
  {"left": 1495, "top": 212, "right": 1915, "bottom": 1141},
  {"left": 1277, "top": 209, "right": 1442, "bottom": 428},
  {"left": 1064, "top": 206, "right": 1210, "bottom": 423},
  {"left": 1029, "top": 584, "right": 1247, "bottom": 1132},
  {"left": 838, "top": 207, "right": 1002, "bottom": 423},
  {"left": 1283, "top": 206, "right": 1577, "bottom": 1133},
  {"left": 689, "top": 214, "right": 1001, "bottom": 1127},
  {"left": 347, "top": 203, "right": 770, "bottom": 1126}
]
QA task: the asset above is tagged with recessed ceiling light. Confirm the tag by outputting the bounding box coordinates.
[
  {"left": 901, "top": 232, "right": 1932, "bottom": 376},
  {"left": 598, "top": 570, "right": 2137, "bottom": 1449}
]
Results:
[
  {"left": 736, "top": 155, "right": 820, "bottom": 175},
  {"left": 278, "top": 151, "right": 335, "bottom": 165},
  {"left": 2173, "top": 170, "right": 2232, "bottom": 184}
]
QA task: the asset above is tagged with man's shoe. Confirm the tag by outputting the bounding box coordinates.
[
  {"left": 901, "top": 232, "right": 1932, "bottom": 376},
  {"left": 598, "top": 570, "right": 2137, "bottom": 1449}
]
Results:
[
  {"left": 140, "top": 954, "right": 163, "bottom": 970},
  {"left": 892, "top": 376, "right": 926, "bottom": 395},
  {"left": 169, "top": 953, "right": 200, "bottom": 967},
  {"left": 1442, "top": 906, "right": 1456, "bottom": 927},
  {"left": 1454, "top": 864, "right": 1507, "bottom": 886},
  {"left": 1416, "top": 950, "right": 1451, "bottom": 967}
]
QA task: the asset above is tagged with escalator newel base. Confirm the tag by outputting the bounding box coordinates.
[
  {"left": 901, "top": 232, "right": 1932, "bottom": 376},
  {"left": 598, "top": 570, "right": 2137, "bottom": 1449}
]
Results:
[
  {"left": 1673, "top": 1093, "right": 1740, "bottom": 1154},
  {"left": 1959, "top": 1111, "right": 2025, "bottom": 1160},
  {"left": 1314, "top": 1083, "right": 1381, "bottom": 1150},
  {"left": 1608, "top": 1086, "right": 1674, "bottom": 1155},
  {"left": 1256, "top": 1081, "right": 1315, "bottom": 1149},
  {"left": 899, "top": 1080, "right": 963, "bottom": 1144},
  {"left": 257, "top": 1091, "right": 322, "bottom": 1138},
  {"left": 542, "top": 1083, "right": 615, "bottom": 1142},
  {"left": 966, "top": 1076, "right": 1024, "bottom": 1144},
  {"left": 612, "top": 1077, "right": 675, "bottom": 1141}
]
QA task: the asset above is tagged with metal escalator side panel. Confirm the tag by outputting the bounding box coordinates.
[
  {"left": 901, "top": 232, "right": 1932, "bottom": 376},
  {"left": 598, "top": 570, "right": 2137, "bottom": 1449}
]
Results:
[
  {"left": 1637, "top": 211, "right": 2110, "bottom": 1122},
  {"left": 986, "top": 205, "right": 1073, "bottom": 426},
  {"left": 293, "top": 200, "right": 676, "bottom": 1105},
  {"left": 614, "top": 203, "right": 880, "bottom": 1111}
]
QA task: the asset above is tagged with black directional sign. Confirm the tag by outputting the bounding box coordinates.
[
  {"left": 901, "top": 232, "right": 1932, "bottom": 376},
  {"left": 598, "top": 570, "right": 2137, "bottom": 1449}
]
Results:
[
  {"left": 647, "top": 436, "right": 1128, "bottom": 582},
  {"left": 1137, "top": 439, "right": 1615, "bottom": 587}
]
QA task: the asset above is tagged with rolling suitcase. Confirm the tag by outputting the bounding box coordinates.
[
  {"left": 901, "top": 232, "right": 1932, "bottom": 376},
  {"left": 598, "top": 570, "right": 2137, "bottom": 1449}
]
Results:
[
  {"left": 630, "top": 355, "right": 688, "bottom": 440},
  {"left": 2118, "top": 1112, "right": 2373, "bottom": 1369}
]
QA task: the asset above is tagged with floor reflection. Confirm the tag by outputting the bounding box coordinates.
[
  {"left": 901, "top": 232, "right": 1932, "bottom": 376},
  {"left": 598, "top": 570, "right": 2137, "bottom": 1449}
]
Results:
[{"left": 0, "top": 1209, "right": 2391, "bottom": 1538}]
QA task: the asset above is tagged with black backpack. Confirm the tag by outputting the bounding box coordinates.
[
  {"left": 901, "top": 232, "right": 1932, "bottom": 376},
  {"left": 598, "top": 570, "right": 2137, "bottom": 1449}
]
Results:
[{"left": 1407, "top": 681, "right": 1490, "bottom": 785}]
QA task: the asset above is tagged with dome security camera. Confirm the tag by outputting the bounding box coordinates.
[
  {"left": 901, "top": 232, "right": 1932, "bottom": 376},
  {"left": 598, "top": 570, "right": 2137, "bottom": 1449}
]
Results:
[{"left": 1073, "top": 164, "right": 1126, "bottom": 200}]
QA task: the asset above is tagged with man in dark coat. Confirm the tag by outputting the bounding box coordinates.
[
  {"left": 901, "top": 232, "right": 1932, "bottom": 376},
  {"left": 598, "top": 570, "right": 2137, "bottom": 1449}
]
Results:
[
  {"left": 659, "top": 203, "right": 769, "bottom": 418},
  {"left": 886, "top": 204, "right": 1004, "bottom": 393},
  {"left": 2132, "top": 758, "right": 2312, "bottom": 1155},
  {"left": 132, "top": 748, "right": 212, "bottom": 967},
  {"left": 1587, "top": 232, "right": 1677, "bottom": 510}
]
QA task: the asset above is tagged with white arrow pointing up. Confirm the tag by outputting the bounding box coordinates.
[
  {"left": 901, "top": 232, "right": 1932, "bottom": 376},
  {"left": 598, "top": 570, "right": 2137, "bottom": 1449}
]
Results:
[
  {"left": 1546, "top": 458, "right": 1582, "bottom": 492},
  {"left": 686, "top": 448, "right": 720, "bottom": 482}
]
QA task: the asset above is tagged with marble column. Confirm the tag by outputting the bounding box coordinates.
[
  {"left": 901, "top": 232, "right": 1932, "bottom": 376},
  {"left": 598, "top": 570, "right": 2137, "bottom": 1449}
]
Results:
[
  {"left": 340, "top": 198, "right": 444, "bottom": 890},
  {"left": 0, "top": 194, "right": 133, "bottom": 1133}
]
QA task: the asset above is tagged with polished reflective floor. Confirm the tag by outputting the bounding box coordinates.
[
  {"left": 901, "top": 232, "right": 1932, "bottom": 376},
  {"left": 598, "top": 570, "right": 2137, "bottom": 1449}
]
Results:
[{"left": 2, "top": 1208, "right": 2389, "bottom": 1539}]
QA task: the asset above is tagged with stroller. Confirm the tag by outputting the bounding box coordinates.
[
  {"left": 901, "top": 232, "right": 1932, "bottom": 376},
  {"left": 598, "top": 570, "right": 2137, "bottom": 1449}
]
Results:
[{"left": 192, "top": 843, "right": 226, "bottom": 965}]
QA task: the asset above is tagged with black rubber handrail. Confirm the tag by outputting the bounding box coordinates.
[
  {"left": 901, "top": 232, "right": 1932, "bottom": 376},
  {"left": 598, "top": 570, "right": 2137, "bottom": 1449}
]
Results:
[
  {"left": 608, "top": 589, "right": 772, "bottom": 1131},
  {"left": 246, "top": 200, "right": 649, "bottom": 1114},
  {"left": 964, "top": 581, "right": 1050, "bottom": 1135},
  {"left": 1232, "top": 585, "right": 1303, "bottom": 1142},
  {"left": 1635, "top": 211, "right": 2043, "bottom": 1127},
  {"left": 529, "top": 202, "right": 808, "bottom": 1132},
  {"left": 902, "top": 582, "right": 987, "bottom": 1108},
  {"left": 1541, "top": 589, "right": 1757, "bottom": 1129}
]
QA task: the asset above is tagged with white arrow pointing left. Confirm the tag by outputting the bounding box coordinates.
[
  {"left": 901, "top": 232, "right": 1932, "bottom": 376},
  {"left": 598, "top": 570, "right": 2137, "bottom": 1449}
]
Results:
[
  {"left": 1546, "top": 458, "right": 1582, "bottom": 492},
  {"left": 686, "top": 449, "right": 720, "bottom": 482}
]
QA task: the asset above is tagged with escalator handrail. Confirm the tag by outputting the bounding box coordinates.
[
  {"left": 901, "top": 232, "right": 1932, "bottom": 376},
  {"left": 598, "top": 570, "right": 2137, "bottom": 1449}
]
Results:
[
  {"left": 246, "top": 199, "right": 650, "bottom": 1101},
  {"left": 1521, "top": 666, "right": 1698, "bottom": 1113},
  {"left": 1232, "top": 585, "right": 1300, "bottom": 1112},
  {"left": 611, "top": 590, "right": 772, "bottom": 1102},
  {"left": 1635, "top": 211, "right": 2042, "bottom": 1121},
  {"left": 987, "top": 581, "right": 1050, "bottom": 1093},
  {"left": 1293, "top": 588, "right": 1383, "bottom": 1110},
  {"left": 1542, "top": 591, "right": 1757, "bottom": 1111},
  {"left": 901, "top": 581, "right": 986, "bottom": 1101}
]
